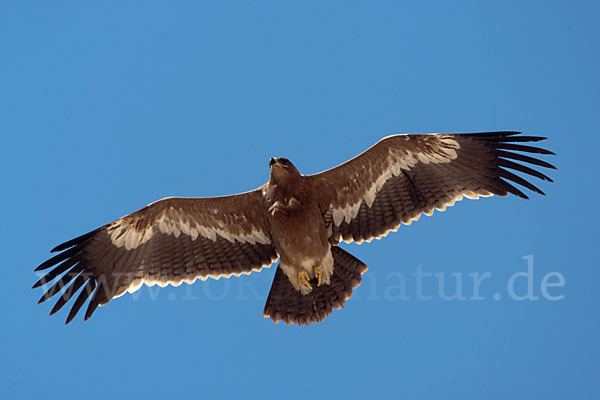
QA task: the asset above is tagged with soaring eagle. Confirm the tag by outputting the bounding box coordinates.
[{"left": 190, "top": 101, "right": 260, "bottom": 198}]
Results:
[{"left": 34, "top": 132, "right": 555, "bottom": 325}]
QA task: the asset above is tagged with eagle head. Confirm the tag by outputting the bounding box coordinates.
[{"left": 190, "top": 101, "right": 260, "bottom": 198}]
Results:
[{"left": 269, "top": 157, "right": 300, "bottom": 182}]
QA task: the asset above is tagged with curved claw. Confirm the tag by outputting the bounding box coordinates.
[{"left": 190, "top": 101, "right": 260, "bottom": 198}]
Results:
[
  {"left": 298, "top": 271, "right": 312, "bottom": 290},
  {"left": 314, "top": 266, "right": 326, "bottom": 286}
]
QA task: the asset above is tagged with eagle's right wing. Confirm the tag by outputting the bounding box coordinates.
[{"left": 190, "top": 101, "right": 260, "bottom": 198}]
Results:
[{"left": 34, "top": 189, "right": 278, "bottom": 324}]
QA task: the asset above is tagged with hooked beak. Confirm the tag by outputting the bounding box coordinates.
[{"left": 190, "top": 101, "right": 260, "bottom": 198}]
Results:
[{"left": 269, "top": 158, "right": 287, "bottom": 168}]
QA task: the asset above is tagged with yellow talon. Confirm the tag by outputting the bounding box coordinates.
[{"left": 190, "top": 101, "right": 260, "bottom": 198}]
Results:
[
  {"left": 298, "top": 271, "right": 312, "bottom": 290},
  {"left": 314, "top": 266, "right": 325, "bottom": 286}
]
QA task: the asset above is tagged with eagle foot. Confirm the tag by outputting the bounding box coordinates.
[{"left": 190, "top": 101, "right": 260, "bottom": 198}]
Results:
[
  {"left": 314, "top": 266, "right": 327, "bottom": 286},
  {"left": 298, "top": 270, "right": 312, "bottom": 294}
]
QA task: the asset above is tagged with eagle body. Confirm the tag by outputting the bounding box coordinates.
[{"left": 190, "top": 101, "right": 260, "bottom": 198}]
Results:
[
  {"left": 265, "top": 160, "right": 333, "bottom": 294},
  {"left": 34, "top": 132, "right": 556, "bottom": 326}
]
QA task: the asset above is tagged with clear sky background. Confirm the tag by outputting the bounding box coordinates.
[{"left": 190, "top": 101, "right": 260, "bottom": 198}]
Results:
[{"left": 1, "top": 1, "right": 598, "bottom": 399}]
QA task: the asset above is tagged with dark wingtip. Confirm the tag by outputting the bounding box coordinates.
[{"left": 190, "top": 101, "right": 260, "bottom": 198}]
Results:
[
  {"left": 466, "top": 131, "right": 521, "bottom": 138},
  {"left": 493, "top": 131, "right": 521, "bottom": 137},
  {"left": 65, "top": 309, "right": 79, "bottom": 325},
  {"left": 51, "top": 240, "right": 75, "bottom": 253},
  {"left": 64, "top": 280, "right": 96, "bottom": 325},
  {"left": 35, "top": 260, "right": 55, "bottom": 272},
  {"left": 51, "top": 229, "right": 100, "bottom": 253},
  {"left": 518, "top": 136, "right": 547, "bottom": 142},
  {"left": 49, "top": 304, "right": 61, "bottom": 316},
  {"left": 84, "top": 301, "right": 99, "bottom": 322},
  {"left": 544, "top": 161, "right": 558, "bottom": 170},
  {"left": 65, "top": 310, "right": 77, "bottom": 325},
  {"left": 35, "top": 246, "right": 82, "bottom": 272},
  {"left": 52, "top": 241, "right": 74, "bottom": 253}
]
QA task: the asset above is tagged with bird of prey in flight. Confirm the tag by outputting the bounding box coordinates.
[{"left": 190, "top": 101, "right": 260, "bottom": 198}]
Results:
[{"left": 34, "top": 132, "right": 555, "bottom": 325}]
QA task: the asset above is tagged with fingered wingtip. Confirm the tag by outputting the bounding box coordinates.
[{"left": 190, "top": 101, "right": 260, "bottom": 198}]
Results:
[{"left": 34, "top": 263, "right": 48, "bottom": 272}]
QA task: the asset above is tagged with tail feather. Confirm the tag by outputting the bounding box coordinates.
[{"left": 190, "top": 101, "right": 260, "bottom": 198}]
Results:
[{"left": 263, "top": 246, "right": 368, "bottom": 326}]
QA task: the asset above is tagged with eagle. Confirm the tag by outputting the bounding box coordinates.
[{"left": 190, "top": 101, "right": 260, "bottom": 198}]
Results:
[{"left": 34, "top": 132, "right": 555, "bottom": 326}]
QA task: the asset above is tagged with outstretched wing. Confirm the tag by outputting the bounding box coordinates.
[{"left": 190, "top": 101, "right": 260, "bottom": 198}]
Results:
[
  {"left": 34, "top": 188, "right": 278, "bottom": 324},
  {"left": 307, "top": 132, "right": 556, "bottom": 244}
]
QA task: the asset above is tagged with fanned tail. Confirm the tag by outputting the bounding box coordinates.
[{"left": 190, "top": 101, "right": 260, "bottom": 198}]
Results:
[{"left": 263, "top": 246, "right": 367, "bottom": 326}]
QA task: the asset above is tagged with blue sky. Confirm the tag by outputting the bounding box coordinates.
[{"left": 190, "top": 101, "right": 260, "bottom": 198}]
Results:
[{"left": 1, "top": 1, "right": 598, "bottom": 399}]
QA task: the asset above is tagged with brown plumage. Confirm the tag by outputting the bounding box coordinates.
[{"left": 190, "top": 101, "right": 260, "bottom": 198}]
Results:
[{"left": 34, "top": 131, "right": 555, "bottom": 325}]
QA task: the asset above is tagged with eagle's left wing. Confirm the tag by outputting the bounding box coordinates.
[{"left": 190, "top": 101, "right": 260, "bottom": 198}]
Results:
[
  {"left": 34, "top": 189, "right": 278, "bottom": 323},
  {"left": 307, "top": 132, "right": 555, "bottom": 245}
]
